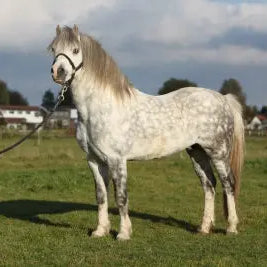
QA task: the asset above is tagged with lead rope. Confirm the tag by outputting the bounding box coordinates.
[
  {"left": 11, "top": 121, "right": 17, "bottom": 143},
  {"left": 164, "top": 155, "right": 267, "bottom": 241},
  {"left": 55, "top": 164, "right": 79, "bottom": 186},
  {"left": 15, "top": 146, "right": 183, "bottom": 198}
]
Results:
[{"left": 0, "top": 84, "right": 69, "bottom": 156}]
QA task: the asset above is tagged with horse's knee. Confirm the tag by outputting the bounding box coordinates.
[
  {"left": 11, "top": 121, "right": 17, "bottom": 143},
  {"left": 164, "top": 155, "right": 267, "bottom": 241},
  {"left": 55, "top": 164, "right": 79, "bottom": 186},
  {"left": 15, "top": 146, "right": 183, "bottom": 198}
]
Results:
[
  {"left": 96, "top": 187, "right": 106, "bottom": 204},
  {"left": 221, "top": 174, "right": 235, "bottom": 195},
  {"left": 116, "top": 188, "right": 128, "bottom": 207},
  {"left": 204, "top": 178, "right": 216, "bottom": 192}
]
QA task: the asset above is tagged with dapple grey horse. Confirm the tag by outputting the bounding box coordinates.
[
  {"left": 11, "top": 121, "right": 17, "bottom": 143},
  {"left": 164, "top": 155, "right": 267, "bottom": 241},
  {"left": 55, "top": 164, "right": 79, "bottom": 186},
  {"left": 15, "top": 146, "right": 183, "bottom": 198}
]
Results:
[{"left": 49, "top": 25, "right": 244, "bottom": 240}]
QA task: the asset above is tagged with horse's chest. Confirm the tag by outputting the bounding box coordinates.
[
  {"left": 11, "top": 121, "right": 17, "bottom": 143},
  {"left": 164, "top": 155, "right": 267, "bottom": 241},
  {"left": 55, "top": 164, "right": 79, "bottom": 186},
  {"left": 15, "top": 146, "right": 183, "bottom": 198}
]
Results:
[
  {"left": 76, "top": 120, "right": 89, "bottom": 153},
  {"left": 76, "top": 110, "right": 121, "bottom": 160},
  {"left": 76, "top": 120, "right": 106, "bottom": 161}
]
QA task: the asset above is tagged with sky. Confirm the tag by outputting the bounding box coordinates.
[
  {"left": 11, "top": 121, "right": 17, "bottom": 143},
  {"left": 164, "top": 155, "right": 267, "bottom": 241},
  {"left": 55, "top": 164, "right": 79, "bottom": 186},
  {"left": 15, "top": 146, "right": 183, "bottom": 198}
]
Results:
[{"left": 0, "top": 0, "right": 267, "bottom": 106}]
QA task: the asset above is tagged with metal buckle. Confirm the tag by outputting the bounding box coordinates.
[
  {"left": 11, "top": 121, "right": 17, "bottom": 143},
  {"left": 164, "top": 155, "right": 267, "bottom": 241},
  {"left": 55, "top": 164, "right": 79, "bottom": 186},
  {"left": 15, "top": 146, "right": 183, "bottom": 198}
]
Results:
[{"left": 58, "top": 84, "right": 69, "bottom": 103}]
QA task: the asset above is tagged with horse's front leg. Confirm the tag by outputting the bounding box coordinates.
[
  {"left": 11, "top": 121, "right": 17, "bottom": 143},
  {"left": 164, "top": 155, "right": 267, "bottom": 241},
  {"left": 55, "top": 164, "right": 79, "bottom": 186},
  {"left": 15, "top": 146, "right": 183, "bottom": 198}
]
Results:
[
  {"left": 88, "top": 158, "right": 110, "bottom": 237},
  {"left": 110, "top": 158, "right": 132, "bottom": 240}
]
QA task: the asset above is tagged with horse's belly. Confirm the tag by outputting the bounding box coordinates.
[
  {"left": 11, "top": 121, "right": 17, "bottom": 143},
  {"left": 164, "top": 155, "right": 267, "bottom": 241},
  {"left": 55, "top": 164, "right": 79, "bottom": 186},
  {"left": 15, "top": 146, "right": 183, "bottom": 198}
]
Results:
[{"left": 127, "top": 133, "right": 194, "bottom": 160}]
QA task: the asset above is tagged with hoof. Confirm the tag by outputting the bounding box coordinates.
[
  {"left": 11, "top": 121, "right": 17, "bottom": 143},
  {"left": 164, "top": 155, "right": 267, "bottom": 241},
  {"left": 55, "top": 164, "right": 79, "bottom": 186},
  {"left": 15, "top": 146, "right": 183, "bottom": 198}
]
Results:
[
  {"left": 91, "top": 231, "right": 105, "bottom": 238},
  {"left": 197, "top": 229, "right": 210, "bottom": 235},
  {"left": 197, "top": 225, "right": 212, "bottom": 235},
  {"left": 91, "top": 226, "right": 110, "bottom": 238},
  {"left": 116, "top": 232, "right": 131, "bottom": 241},
  {"left": 226, "top": 228, "right": 238, "bottom": 235}
]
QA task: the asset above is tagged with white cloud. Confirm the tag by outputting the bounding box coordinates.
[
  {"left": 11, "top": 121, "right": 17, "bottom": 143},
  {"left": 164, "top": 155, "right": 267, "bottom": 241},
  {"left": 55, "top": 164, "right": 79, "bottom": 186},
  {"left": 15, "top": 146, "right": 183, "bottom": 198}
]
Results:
[
  {"left": 83, "top": 0, "right": 267, "bottom": 66},
  {"left": 173, "top": 45, "right": 267, "bottom": 66},
  {"left": 113, "top": 44, "right": 267, "bottom": 68},
  {"left": 0, "top": 0, "right": 117, "bottom": 51},
  {"left": 0, "top": 0, "right": 267, "bottom": 67},
  {"left": 133, "top": 0, "right": 267, "bottom": 46}
]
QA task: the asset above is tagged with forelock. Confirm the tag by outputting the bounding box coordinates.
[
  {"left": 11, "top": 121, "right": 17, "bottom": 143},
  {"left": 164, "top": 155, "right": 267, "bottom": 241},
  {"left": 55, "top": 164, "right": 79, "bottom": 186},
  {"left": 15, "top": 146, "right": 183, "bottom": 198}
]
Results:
[{"left": 48, "top": 26, "right": 80, "bottom": 52}]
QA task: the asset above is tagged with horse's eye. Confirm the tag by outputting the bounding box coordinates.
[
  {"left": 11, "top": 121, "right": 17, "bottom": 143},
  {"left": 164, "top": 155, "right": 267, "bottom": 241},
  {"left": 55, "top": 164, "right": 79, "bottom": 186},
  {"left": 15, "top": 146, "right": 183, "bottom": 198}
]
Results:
[{"left": 73, "top": 48, "right": 79, "bottom": 54}]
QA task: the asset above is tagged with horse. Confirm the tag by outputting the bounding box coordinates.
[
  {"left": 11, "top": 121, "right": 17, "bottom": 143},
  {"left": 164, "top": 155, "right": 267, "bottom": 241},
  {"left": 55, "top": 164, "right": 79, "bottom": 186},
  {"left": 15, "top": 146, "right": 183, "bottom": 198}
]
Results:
[{"left": 48, "top": 25, "right": 244, "bottom": 240}]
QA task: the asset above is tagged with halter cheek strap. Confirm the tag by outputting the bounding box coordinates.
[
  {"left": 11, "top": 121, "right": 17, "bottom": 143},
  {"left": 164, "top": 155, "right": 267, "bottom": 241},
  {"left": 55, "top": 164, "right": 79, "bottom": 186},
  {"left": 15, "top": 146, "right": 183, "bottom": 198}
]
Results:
[{"left": 52, "top": 53, "right": 83, "bottom": 86}]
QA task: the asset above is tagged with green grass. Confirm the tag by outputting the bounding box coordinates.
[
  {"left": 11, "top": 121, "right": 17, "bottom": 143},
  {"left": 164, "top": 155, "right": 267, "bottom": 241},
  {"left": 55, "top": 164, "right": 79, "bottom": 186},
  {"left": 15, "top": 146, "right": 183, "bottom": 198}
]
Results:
[{"left": 0, "top": 136, "right": 266, "bottom": 266}]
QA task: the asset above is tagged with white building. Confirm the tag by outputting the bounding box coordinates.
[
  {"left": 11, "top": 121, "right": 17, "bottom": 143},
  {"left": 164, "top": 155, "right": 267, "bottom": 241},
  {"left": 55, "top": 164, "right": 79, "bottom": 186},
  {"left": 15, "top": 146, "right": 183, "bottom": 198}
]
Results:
[
  {"left": 0, "top": 105, "right": 43, "bottom": 130},
  {"left": 70, "top": 108, "right": 78, "bottom": 121},
  {"left": 246, "top": 114, "right": 267, "bottom": 136},
  {"left": 246, "top": 116, "right": 262, "bottom": 130}
]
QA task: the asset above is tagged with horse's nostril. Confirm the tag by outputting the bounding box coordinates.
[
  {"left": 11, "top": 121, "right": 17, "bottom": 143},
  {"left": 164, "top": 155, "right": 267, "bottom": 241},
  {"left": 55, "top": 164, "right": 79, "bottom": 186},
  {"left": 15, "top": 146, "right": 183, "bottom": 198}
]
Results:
[
  {"left": 58, "top": 66, "right": 65, "bottom": 76},
  {"left": 51, "top": 68, "right": 54, "bottom": 74}
]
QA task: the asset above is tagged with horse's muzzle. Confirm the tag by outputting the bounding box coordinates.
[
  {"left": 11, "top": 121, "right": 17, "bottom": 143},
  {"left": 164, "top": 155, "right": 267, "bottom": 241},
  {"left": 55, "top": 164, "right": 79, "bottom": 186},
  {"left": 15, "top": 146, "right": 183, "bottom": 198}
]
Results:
[{"left": 51, "top": 65, "right": 66, "bottom": 84}]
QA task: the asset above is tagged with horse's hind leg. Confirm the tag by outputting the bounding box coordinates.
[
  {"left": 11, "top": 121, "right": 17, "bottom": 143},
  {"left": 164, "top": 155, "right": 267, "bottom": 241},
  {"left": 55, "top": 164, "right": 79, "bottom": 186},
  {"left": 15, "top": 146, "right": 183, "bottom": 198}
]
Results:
[
  {"left": 88, "top": 158, "right": 110, "bottom": 237},
  {"left": 110, "top": 158, "right": 132, "bottom": 240},
  {"left": 211, "top": 157, "right": 238, "bottom": 234},
  {"left": 186, "top": 144, "right": 216, "bottom": 234}
]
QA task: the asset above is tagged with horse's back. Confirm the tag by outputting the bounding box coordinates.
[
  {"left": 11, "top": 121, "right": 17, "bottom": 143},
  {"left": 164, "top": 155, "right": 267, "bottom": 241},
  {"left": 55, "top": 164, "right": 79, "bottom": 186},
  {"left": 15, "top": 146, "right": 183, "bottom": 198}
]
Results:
[{"left": 164, "top": 86, "right": 223, "bottom": 101}]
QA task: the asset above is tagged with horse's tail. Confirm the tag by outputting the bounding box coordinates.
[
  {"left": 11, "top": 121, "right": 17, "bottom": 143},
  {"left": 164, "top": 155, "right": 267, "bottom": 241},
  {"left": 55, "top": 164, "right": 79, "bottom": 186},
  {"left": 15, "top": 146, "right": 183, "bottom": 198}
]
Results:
[{"left": 225, "top": 94, "right": 245, "bottom": 199}]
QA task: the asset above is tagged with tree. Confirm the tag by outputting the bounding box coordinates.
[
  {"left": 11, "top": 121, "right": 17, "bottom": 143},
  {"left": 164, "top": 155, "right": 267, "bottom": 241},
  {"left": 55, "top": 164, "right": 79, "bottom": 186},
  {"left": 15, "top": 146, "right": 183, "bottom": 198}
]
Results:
[
  {"left": 42, "top": 89, "right": 56, "bottom": 110},
  {"left": 245, "top": 105, "right": 258, "bottom": 122},
  {"left": 219, "top": 79, "right": 246, "bottom": 107},
  {"left": 260, "top": 106, "right": 267, "bottom": 116},
  {"left": 9, "top": 90, "right": 28, "bottom": 105},
  {"left": 158, "top": 78, "right": 197, "bottom": 95},
  {"left": 0, "top": 80, "right": 10, "bottom": 105}
]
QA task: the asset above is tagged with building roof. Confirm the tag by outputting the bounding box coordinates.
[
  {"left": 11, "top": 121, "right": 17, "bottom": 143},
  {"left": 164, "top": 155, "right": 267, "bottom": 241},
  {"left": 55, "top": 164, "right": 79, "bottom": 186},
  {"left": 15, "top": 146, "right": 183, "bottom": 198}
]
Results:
[
  {"left": 0, "top": 105, "right": 39, "bottom": 111},
  {"left": 257, "top": 114, "right": 267, "bottom": 121}
]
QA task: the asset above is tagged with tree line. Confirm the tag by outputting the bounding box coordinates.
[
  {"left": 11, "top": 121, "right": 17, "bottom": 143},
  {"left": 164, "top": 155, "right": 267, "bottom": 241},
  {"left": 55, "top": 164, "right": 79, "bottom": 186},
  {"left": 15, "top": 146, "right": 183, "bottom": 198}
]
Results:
[
  {"left": 0, "top": 77, "right": 266, "bottom": 122},
  {"left": 0, "top": 79, "right": 72, "bottom": 109},
  {"left": 0, "top": 80, "right": 28, "bottom": 106}
]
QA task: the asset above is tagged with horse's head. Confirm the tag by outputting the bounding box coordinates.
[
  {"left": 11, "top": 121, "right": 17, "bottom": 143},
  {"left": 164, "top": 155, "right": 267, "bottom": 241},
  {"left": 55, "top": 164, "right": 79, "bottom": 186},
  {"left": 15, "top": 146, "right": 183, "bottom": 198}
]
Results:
[{"left": 49, "top": 25, "right": 83, "bottom": 85}]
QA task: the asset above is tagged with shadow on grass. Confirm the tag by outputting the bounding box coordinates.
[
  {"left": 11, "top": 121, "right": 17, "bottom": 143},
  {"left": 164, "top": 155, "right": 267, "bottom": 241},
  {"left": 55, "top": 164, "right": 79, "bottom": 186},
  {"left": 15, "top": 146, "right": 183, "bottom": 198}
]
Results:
[{"left": 0, "top": 199, "right": 225, "bottom": 234}]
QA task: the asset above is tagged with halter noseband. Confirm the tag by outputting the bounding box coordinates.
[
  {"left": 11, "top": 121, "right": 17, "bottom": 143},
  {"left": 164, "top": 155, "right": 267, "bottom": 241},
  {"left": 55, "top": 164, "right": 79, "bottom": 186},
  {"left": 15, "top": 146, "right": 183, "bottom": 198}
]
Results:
[{"left": 52, "top": 53, "right": 83, "bottom": 86}]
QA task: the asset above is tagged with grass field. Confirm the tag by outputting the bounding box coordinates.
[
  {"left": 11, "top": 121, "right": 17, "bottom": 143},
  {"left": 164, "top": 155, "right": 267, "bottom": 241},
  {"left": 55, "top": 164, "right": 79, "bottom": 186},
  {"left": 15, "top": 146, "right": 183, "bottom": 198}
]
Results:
[{"left": 0, "top": 136, "right": 266, "bottom": 266}]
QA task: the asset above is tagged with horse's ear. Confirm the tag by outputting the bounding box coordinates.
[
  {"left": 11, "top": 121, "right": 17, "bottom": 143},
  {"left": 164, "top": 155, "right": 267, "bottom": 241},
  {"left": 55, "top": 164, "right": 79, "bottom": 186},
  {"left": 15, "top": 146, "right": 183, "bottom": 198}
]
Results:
[
  {"left": 56, "top": 25, "right": 61, "bottom": 35},
  {"left": 73, "top": 24, "right": 79, "bottom": 35}
]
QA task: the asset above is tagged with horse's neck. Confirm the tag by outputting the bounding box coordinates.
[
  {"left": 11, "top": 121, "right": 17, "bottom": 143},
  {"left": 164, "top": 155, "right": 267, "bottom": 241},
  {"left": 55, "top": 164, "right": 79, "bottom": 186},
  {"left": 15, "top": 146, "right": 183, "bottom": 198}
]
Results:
[{"left": 71, "top": 77, "right": 138, "bottom": 122}]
